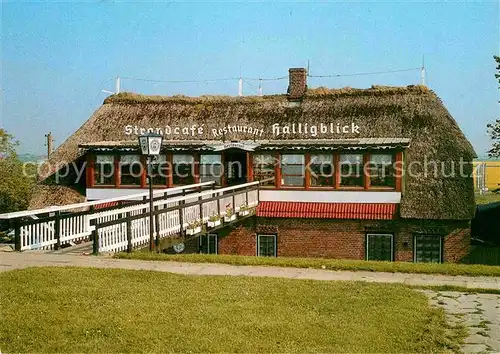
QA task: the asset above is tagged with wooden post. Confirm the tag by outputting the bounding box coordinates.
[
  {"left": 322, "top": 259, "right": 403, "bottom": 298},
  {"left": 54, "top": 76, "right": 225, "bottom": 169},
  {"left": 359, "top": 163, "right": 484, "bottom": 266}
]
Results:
[
  {"left": 91, "top": 219, "right": 99, "bottom": 254},
  {"left": 198, "top": 195, "right": 203, "bottom": 222},
  {"left": 247, "top": 152, "right": 254, "bottom": 182},
  {"left": 166, "top": 153, "right": 173, "bottom": 188},
  {"left": 54, "top": 211, "right": 61, "bottom": 250},
  {"left": 114, "top": 155, "right": 120, "bottom": 188},
  {"left": 334, "top": 153, "right": 341, "bottom": 189},
  {"left": 304, "top": 154, "right": 311, "bottom": 190},
  {"left": 275, "top": 153, "right": 282, "bottom": 188},
  {"left": 141, "top": 156, "right": 147, "bottom": 189},
  {"left": 395, "top": 151, "right": 403, "bottom": 192},
  {"left": 126, "top": 212, "right": 132, "bottom": 253},
  {"left": 13, "top": 219, "right": 21, "bottom": 251},
  {"left": 179, "top": 200, "right": 185, "bottom": 237},
  {"left": 363, "top": 153, "right": 371, "bottom": 190},
  {"left": 86, "top": 154, "right": 95, "bottom": 188}
]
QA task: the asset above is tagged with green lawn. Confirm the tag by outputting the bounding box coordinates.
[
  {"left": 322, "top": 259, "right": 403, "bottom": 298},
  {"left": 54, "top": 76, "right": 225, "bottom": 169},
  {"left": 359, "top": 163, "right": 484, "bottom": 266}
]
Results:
[
  {"left": 115, "top": 252, "right": 500, "bottom": 277},
  {"left": 0, "top": 267, "right": 464, "bottom": 353},
  {"left": 476, "top": 192, "right": 500, "bottom": 205}
]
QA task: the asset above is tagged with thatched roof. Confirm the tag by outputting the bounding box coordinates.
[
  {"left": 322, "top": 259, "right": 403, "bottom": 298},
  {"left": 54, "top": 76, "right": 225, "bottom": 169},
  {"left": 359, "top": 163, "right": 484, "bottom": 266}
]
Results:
[
  {"left": 38, "top": 84, "right": 476, "bottom": 220},
  {"left": 29, "top": 185, "right": 86, "bottom": 210}
]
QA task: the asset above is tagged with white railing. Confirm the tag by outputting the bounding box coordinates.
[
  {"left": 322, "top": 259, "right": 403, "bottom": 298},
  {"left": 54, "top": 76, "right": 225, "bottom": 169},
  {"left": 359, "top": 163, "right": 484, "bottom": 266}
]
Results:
[
  {"left": 93, "top": 181, "right": 260, "bottom": 253},
  {"left": 2, "top": 182, "right": 215, "bottom": 251}
]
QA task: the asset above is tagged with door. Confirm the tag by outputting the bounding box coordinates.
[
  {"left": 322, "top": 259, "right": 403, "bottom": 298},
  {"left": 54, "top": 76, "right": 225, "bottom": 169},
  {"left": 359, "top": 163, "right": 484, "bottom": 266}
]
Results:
[
  {"left": 224, "top": 149, "right": 247, "bottom": 186},
  {"left": 366, "top": 234, "right": 393, "bottom": 261}
]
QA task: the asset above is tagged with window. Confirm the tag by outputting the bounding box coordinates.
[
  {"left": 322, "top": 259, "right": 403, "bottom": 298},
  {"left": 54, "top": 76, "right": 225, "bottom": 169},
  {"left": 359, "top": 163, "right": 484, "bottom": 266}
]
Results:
[
  {"left": 257, "top": 234, "right": 277, "bottom": 257},
  {"left": 369, "top": 154, "right": 395, "bottom": 188},
  {"left": 172, "top": 154, "right": 194, "bottom": 185},
  {"left": 94, "top": 155, "right": 114, "bottom": 186},
  {"left": 151, "top": 155, "right": 168, "bottom": 186},
  {"left": 200, "top": 154, "right": 222, "bottom": 186},
  {"left": 310, "top": 154, "right": 334, "bottom": 187},
  {"left": 340, "top": 154, "right": 363, "bottom": 187},
  {"left": 120, "top": 155, "right": 142, "bottom": 186},
  {"left": 253, "top": 154, "right": 276, "bottom": 187},
  {"left": 281, "top": 154, "right": 305, "bottom": 187},
  {"left": 414, "top": 234, "right": 442, "bottom": 263},
  {"left": 199, "top": 233, "right": 217, "bottom": 254},
  {"left": 366, "top": 234, "right": 393, "bottom": 261}
]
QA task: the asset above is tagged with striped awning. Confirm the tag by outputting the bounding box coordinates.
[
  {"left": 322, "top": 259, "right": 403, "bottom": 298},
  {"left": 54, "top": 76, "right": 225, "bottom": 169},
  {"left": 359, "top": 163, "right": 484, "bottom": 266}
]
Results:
[{"left": 257, "top": 201, "right": 398, "bottom": 220}]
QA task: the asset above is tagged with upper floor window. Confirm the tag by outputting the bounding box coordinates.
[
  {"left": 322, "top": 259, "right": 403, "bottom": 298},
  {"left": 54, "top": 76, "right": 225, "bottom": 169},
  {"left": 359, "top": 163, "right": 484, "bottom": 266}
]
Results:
[
  {"left": 172, "top": 154, "right": 194, "bottom": 186},
  {"left": 253, "top": 154, "right": 276, "bottom": 187},
  {"left": 369, "top": 154, "right": 395, "bottom": 188},
  {"left": 310, "top": 154, "right": 334, "bottom": 187},
  {"left": 151, "top": 155, "right": 168, "bottom": 186},
  {"left": 281, "top": 154, "right": 305, "bottom": 187},
  {"left": 200, "top": 154, "right": 222, "bottom": 186},
  {"left": 95, "top": 155, "right": 114, "bottom": 186},
  {"left": 120, "top": 155, "right": 142, "bottom": 186},
  {"left": 339, "top": 154, "right": 363, "bottom": 187}
]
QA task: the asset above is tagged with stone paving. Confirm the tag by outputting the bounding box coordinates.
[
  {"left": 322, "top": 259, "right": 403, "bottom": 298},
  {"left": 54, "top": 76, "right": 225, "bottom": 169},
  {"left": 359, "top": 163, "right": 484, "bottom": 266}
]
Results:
[{"left": 421, "top": 290, "right": 500, "bottom": 353}]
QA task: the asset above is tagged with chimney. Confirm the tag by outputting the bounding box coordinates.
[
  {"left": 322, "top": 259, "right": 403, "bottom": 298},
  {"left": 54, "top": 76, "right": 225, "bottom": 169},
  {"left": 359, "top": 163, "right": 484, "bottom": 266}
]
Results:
[{"left": 287, "top": 68, "right": 307, "bottom": 100}]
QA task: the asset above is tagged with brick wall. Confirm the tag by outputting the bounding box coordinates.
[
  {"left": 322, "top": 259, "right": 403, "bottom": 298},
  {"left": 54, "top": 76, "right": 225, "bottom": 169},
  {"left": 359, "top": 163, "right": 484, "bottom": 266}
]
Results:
[{"left": 216, "top": 217, "right": 471, "bottom": 263}]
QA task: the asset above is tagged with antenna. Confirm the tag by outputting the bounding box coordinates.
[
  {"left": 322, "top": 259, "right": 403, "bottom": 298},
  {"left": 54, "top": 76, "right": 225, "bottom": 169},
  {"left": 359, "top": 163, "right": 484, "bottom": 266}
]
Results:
[
  {"left": 258, "top": 79, "right": 263, "bottom": 96},
  {"left": 307, "top": 59, "right": 310, "bottom": 75},
  {"left": 238, "top": 77, "right": 243, "bottom": 96},
  {"left": 115, "top": 76, "right": 121, "bottom": 94},
  {"left": 421, "top": 56, "right": 426, "bottom": 86},
  {"left": 44, "top": 132, "right": 54, "bottom": 159}
]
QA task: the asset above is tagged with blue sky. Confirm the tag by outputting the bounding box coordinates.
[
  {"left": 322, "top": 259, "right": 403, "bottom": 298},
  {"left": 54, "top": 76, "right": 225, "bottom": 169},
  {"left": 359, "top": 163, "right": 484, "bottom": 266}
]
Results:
[{"left": 2, "top": 1, "right": 499, "bottom": 156}]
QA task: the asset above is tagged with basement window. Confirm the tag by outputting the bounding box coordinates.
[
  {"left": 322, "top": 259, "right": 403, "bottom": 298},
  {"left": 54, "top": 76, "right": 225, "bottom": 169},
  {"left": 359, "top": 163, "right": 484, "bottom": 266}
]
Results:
[
  {"left": 257, "top": 234, "right": 277, "bottom": 257},
  {"left": 366, "top": 234, "right": 393, "bottom": 261},
  {"left": 199, "top": 233, "right": 217, "bottom": 254},
  {"left": 414, "top": 234, "right": 442, "bottom": 263}
]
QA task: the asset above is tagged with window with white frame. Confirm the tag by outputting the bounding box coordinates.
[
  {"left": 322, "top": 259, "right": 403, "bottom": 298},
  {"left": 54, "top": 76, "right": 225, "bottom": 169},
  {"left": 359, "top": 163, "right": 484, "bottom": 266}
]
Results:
[
  {"left": 253, "top": 154, "right": 276, "bottom": 187},
  {"left": 120, "top": 155, "right": 142, "bottom": 186},
  {"left": 172, "top": 154, "right": 194, "bottom": 185},
  {"left": 310, "top": 154, "right": 334, "bottom": 187},
  {"left": 366, "top": 234, "right": 393, "bottom": 261},
  {"left": 200, "top": 154, "right": 222, "bottom": 186},
  {"left": 369, "top": 154, "right": 395, "bottom": 188},
  {"left": 200, "top": 233, "right": 217, "bottom": 254},
  {"left": 257, "top": 234, "right": 277, "bottom": 257},
  {"left": 339, "top": 154, "right": 363, "bottom": 187}
]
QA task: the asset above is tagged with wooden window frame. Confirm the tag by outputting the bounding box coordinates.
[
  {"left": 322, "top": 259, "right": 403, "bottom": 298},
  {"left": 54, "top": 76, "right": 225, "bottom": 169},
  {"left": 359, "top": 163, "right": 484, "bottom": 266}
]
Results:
[
  {"left": 308, "top": 153, "right": 335, "bottom": 189},
  {"left": 171, "top": 153, "right": 196, "bottom": 187}
]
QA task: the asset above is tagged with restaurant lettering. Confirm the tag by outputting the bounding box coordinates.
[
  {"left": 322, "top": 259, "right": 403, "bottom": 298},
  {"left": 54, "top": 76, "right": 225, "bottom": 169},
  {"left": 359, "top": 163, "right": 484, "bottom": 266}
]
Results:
[{"left": 124, "top": 122, "right": 360, "bottom": 138}]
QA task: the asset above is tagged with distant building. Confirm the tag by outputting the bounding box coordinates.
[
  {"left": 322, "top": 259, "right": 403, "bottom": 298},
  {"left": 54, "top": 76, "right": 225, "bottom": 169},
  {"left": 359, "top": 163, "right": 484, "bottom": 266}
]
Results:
[{"left": 33, "top": 68, "right": 476, "bottom": 263}]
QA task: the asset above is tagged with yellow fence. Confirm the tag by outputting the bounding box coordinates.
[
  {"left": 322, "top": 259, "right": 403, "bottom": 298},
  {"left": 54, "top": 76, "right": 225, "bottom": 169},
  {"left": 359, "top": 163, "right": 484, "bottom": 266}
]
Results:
[{"left": 473, "top": 160, "right": 500, "bottom": 191}]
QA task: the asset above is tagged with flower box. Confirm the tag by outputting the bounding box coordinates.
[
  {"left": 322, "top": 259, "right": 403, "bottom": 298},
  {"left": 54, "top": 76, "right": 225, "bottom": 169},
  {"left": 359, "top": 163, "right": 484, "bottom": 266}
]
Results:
[
  {"left": 207, "top": 219, "right": 221, "bottom": 228},
  {"left": 186, "top": 226, "right": 202, "bottom": 235},
  {"left": 224, "top": 214, "right": 237, "bottom": 223},
  {"left": 238, "top": 210, "right": 250, "bottom": 217}
]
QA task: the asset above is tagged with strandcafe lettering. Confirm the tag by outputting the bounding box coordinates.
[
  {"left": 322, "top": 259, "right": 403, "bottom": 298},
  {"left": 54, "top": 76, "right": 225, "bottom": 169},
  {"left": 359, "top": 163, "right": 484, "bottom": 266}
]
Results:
[{"left": 124, "top": 122, "right": 361, "bottom": 139}]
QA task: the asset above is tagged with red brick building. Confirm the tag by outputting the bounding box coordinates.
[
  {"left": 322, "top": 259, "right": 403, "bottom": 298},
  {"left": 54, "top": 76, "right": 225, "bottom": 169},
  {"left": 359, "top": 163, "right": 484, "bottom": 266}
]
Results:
[{"left": 34, "top": 68, "right": 476, "bottom": 263}]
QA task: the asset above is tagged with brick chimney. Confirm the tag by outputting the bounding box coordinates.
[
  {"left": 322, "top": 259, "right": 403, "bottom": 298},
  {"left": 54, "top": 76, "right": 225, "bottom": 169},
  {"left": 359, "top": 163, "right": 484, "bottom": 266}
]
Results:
[{"left": 287, "top": 68, "right": 307, "bottom": 100}]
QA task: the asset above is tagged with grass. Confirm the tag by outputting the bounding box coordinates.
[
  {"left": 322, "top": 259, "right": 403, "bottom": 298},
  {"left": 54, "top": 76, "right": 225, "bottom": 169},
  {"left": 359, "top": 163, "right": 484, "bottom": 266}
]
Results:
[
  {"left": 114, "top": 252, "right": 500, "bottom": 277},
  {"left": 475, "top": 192, "right": 500, "bottom": 205},
  {"left": 0, "top": 267, "right": 465, "bottom": 353}
]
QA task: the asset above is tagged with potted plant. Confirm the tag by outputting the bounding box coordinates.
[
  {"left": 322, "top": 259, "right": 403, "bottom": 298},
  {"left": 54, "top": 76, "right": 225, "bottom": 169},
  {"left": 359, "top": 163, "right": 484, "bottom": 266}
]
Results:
[
  {"left": 224, "top": 204, "right": 236, "bottom": 222},
  {"left": 238, "top": 203, "right": 251, "bottom": 217},
  {"left": 207, "top": 214, "right": 222, "bottom": 228},
  {"left": 186, "top": 219, "right": 202, "bottom": 235}
]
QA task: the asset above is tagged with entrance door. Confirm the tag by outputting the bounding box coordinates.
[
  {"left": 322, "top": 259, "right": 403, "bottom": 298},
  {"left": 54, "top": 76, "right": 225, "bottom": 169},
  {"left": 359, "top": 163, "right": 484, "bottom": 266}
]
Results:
[
  {"left": 224, "top": 149, "right": 248, "bottom": 186},
  {"left": 414, "top": 234, "right": 442, "bottom": 263}
]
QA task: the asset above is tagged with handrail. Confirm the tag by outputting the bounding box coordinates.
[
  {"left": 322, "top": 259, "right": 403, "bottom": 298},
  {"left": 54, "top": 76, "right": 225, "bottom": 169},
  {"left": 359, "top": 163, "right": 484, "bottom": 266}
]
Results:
[{"left": 0, "top": 181, "right": 215, "bottom": 220}]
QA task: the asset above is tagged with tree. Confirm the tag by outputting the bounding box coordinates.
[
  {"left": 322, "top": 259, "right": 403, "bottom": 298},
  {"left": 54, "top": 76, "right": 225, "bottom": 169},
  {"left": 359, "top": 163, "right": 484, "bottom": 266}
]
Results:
[
  {"left": 487, "top": 56, "right": 500, "bottom": 157},
  {"left": 0, "top": 129, "right": 35, "bottom": 213}
]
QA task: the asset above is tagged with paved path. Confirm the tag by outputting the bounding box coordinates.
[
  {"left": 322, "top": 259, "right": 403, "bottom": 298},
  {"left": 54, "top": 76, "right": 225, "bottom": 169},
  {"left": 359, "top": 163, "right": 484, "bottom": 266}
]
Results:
[
  {"left": 1, "top": 252, "right": 499, "bottom": 290},
  {"left": 421, "top": 290, "right": 500, "bottom": 353}
]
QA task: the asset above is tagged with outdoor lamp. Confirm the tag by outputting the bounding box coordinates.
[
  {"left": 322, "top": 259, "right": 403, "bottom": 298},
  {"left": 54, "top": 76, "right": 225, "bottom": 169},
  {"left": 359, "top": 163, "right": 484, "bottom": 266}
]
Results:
[
  {"left": 138, "top": 133, "right": 164, "bottom": 252},
  {"left": 139, "top": 133, "right": 163, "bottom": 156}
]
